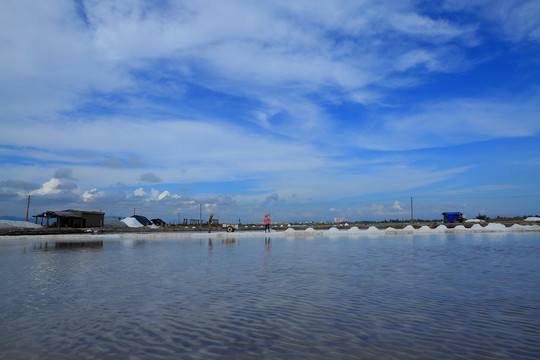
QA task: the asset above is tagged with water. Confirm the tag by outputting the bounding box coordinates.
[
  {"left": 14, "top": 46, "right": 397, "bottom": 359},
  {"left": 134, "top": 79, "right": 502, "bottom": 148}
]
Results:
[{"left": 1, "top": 233, "right": 539, "bottom": 359}]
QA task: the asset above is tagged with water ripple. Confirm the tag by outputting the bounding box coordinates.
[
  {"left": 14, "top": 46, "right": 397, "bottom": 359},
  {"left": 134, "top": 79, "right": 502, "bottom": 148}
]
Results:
[{"left": 0, "top": 233, "right": 539, "bottom": 359}]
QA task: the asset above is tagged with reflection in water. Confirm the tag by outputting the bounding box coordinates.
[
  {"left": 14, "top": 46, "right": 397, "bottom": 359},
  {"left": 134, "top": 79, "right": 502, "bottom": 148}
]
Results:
[
  {"left": 203, "top": 237, "right": 238, "bottom": 248},
  {"left": 221, "top": 238, "right": 237, "bottom": 246},
  {"left": 1, "top": 233, "right": 539, "bottom": 359},
  {"left": 133, "top": 240, "right": 147, "bottom": 248},
  {"left": 31, "top": 241, "right": 104, "bottom": 251},
  {"left": 55, "top": 241, "right": 103, "bottom": 249}
]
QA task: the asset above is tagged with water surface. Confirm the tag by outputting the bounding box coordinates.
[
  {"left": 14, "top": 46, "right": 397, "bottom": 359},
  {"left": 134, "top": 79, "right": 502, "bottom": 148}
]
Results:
[{"left": 1, "top": 233, "right": 539, "bottom": 359}]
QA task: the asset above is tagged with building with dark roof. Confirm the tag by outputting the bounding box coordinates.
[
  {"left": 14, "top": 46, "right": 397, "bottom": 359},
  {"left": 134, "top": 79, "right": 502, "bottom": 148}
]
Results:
[{"left": 33, "top": 209, "right": 105, "bottom": 228}]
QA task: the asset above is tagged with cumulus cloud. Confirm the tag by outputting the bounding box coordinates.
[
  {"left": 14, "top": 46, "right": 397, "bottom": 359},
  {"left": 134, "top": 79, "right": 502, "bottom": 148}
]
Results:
[
  {"left": 133, "top": 187, "right": 170, "bottom": 201},
  {"left": 1, "top": 1, "right": 538, "bottom": 221},
  {"left": 134, "top": 187, "right": 146, "bottom": 196},
  {"left": 83, "top": 188, "right": 105, "bottom": 202},
  {"left": 392, "top": 201, "right": 404, "bottom": 211},
  {"left": 29, "top": 178, "right": 62, "bottom": 196}
]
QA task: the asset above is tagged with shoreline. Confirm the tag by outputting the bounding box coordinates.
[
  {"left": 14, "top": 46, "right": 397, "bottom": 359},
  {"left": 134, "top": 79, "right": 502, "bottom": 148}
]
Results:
[{"left": 1, "top": 221, "right": 539, "bottom": 242}]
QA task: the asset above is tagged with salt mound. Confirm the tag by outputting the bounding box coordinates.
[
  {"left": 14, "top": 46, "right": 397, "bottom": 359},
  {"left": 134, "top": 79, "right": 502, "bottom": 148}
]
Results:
[
  {"left": 0, "top": 220, "right": 42, "bottom": 229},
  {"left": 484, "top": 223, "right": 508, "bottom": 231},
  {"left": 470, "top": 224, "right": 484, "bottom": 231},
  {"left": 104, "top": 218, "right": 128, "bottom": 228},
  {"left": 348, "top": 226, "right": 361, "bottom": 233},
  {"left": 305, "top": 227, "right": 316, "bottom": 232},
  {"left": 365, "top": 226, "right": 379, "bottom": 233},
  {"left": 402, "top": 225, "right": 414, "bottom": 231},
  {"left": 121, "top": 217, "right": 144, "bottom": 228},
  {"left": 284, "top": 228, "right": 295, "bottom": 233},
  {"left": 415, "top": 226, "right": 432, "bottom": 233},
  {"left": 434, "top": 225, "right": 448, "bottom": 232},
  {"left": 466, "top": 219, "right": 484, "bottom": 223},
  {"left": 524, "top": 217, "right": 540, "bottom": 222},
  {"left": 328, "top": 227, "right": 340, "bottom": 232},
  {"left": 510, "top": 224, "right": 526, "bottom": 231}
]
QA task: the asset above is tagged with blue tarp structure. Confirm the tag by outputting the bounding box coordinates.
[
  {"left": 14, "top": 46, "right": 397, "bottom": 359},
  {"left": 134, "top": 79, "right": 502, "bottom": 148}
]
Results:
[{"left": 442, "top": 212, "right": 464, "bottom": 223}]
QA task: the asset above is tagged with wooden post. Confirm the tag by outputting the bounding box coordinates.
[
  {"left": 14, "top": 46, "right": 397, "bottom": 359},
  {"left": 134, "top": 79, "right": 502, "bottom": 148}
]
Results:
[
  {"left": 410, "top": 197, "right": 413, "bottom": 223},
  {"left": 26, "top": 195, "right": 30, "bottom": 222}
]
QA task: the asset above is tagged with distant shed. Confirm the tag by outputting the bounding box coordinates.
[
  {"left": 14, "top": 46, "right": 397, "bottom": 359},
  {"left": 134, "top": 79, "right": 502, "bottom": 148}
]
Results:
[
  {"left": 33, "top": 209, "right": 105, "bottom": 228},
  {"left": 151, "top": 218, "right": 166, "bottom": 226},
  {"left": 442, "top": 212, "right": 464, "bottom": 223}
]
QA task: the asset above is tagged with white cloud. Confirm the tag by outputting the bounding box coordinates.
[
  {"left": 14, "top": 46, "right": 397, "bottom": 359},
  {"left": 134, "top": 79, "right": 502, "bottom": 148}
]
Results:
[
  {"left": 83, "top": 188, "right": 105, "bottom": 202},
  {"left": 0, "top": 0, "right": 488, "bottom": 128},
  {"left": 158, "top": 191, "right": 170, "bottom": 201},
  {"left": 347, "top": 98, "right": 540, "bottom": 151},
  {"left": 1, "top": 1, "right": 539, "bottom": 221},
  {"left": 443, "top": 0, "right": 540, "bottom": 43},
  {"left": 29, "top": 178, "right": 62, "bottom": 196},
  {"left": 134, "top": 187, "right": 146, "bottom": 196},
  {"left": 392, "top": 201, "right": 404, "bottom": 211}
]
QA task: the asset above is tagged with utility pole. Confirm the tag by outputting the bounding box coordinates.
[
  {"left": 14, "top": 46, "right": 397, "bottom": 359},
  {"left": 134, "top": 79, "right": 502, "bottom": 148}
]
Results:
[
  {"left": 199, "top": 204, "right": 202, "bottom": 231},
  {"left": 133, "top": 208, "right": 136, "bottom": 216},
  {"left": 410, "top": 197, "right": 413, "bottom": 223},
  {"left": 26, "top": 195, "right": 31, "bottom": 222}
]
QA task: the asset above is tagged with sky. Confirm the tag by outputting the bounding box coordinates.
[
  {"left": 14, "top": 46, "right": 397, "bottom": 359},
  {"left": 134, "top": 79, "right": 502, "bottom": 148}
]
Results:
[{"left": 1, "top": 0, "right": 539, "bottom": 223}]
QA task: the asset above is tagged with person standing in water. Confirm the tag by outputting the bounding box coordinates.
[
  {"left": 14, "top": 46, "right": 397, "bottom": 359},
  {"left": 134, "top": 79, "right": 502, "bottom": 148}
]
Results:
[{"left": 264, "top": 214, "right": 271, "bottom": 233}]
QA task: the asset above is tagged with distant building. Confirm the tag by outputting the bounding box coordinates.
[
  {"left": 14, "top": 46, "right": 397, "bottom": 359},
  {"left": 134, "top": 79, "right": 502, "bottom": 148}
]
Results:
[
  {"left": 334, "top": 217, "right": 346, "bottom": 223},
  {"left": 33, "top": 209, "right": 104, "bottom": 228}
]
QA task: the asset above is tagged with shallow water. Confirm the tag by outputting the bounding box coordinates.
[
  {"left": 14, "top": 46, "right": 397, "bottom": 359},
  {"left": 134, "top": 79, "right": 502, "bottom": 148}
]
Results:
[{"left": 1, "top": 233, "right": 539, "bottom": 359}]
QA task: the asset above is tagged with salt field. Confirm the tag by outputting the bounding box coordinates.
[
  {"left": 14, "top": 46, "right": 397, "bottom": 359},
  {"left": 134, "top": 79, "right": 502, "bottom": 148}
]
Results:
[{"left": 1, "top": 231, "right": 539, "bottom": 359}]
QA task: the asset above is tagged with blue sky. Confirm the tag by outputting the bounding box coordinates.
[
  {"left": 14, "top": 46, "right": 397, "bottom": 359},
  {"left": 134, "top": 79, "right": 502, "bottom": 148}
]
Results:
[{"left": 1, "top": 0, "right": 539, "bottom": 223}]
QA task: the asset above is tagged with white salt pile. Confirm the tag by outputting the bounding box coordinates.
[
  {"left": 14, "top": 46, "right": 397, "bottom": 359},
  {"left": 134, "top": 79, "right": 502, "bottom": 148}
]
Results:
[
  {"left": 121, "top": 217, "right": 144, "bottom": 228},
  {"left": 104, "top": 218, "right": 128, "bottom": 228},
  {"left": 0, "top": 220, "right": 42, "bottom": 229}
]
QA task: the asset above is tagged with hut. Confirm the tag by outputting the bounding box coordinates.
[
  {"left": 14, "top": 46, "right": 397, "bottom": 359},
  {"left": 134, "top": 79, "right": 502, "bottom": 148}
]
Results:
[
  {"left": 33, "top": 209, "right": 105, "bottom": 228},
  {"left": 151, "top": 218, "right": 166, "bottom": 226},
  {"left": 442, "top": 212, "right": 464, "bottom": 223}
]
